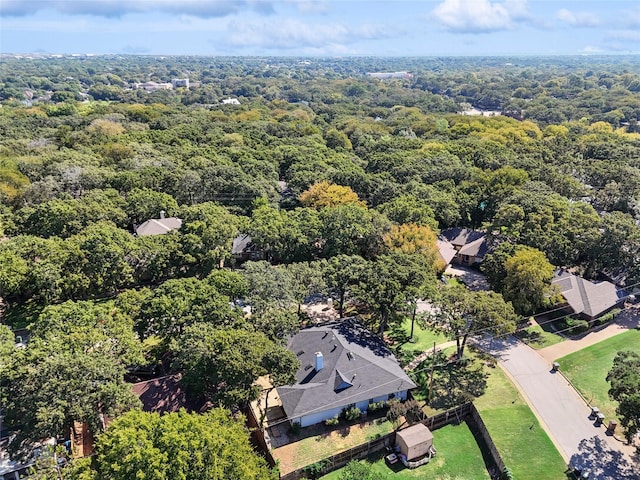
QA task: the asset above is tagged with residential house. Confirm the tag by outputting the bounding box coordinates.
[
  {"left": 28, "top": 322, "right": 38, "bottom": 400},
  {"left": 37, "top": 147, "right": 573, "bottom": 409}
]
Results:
[
  {"left": 222, "top": 98, "right": 241, "bottom": 105},
  {"left": 232, "top": 234, "right": 265, "bottom": 263},
  {"left": 277, "top": 319, "right": 416, "bottom": 428},
  {"left": 132, "top": 373, "right": 210, "bottom": 414},
  {"left": 134, "top": 211, "right": 182, "bottom": 236},
  {"left": 552, "top": 270, "right": 627, "bottom": 322},
  {"left": 436, "top": 238, "right": 457, "bottom": 267},
  {"left": 440, "top": 228, "right": 491, "bottom": 266}
]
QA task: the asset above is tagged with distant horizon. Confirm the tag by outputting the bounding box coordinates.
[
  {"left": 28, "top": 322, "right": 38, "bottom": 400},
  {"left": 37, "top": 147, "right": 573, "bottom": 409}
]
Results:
[
  {"left": 2, "top": 1, "right": 639, "bottom": 57},
  {"left": 2, "top": 52, "right": 640, "bottom": 59}
]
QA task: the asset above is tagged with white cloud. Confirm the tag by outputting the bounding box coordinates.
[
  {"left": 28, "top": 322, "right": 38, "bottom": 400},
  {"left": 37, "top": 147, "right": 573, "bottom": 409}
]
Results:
[
  {"left": 0, "top": 0, "right": 269, "bottom": 18},
  {"left": 606, "top": 30, "right": 640, "bottom": 43},
  {"left": 556, "top": 9, "right": 600, "bottom": 28},
  {"left": 580, "top": 45, "right": 604, "bottom": 53},
  {"left": 432, "top": 0, "right": 530, "bottom": 33},
  {"left": 225, "top": 18, "right": 395, "bottom": 50},
  {"left": 293, "top": 1, "right": 330, "bottom": 14}
]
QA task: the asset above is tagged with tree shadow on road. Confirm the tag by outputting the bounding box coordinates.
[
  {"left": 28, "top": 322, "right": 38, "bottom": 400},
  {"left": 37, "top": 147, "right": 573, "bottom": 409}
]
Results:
[{"left": 569, "top": 436, "right": 639, "bottom": 480}]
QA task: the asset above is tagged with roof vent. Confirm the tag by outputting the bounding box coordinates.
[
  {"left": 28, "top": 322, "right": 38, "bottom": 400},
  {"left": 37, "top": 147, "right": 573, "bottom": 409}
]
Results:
[
  {"left": 296, "top": 350, "right": 305, "bottom": 356},
  {"left": 160, "top": 210, "right": 165, "bottom": 219},
  {"left": 315, "top": 352, "right": 323, "bottom": 371},
  {"left": 347, "top": 351, "right": 354, "bottom": 361}
]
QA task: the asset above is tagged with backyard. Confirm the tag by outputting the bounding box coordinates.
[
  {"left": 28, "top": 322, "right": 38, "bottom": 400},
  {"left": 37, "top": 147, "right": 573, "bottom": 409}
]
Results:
[
  {"left": 321, "top": 421, "right": 492, "bottom": 480},
  {"left": 555, "top": 328, "right": 640, "bottom": 424},
  {"left": 271, "top": 417, "right": 394, "bottom": 475}
]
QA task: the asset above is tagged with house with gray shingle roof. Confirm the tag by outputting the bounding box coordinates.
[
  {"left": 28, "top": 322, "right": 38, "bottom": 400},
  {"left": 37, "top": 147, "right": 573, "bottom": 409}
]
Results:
[
  {"left": 552, "top": 270, "right": 626, "bottom": 321},
  {"left": 277, "top": 319, "right": 416, "bottom": 428},
  {"left": 440, "top": 228, "right": 491, "bottom": 266}
]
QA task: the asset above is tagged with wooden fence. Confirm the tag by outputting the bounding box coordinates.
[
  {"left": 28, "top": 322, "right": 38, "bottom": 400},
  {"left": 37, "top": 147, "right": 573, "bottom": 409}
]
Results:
[{"left": 273, "top": 402, "right": 508, "bottom": 480}]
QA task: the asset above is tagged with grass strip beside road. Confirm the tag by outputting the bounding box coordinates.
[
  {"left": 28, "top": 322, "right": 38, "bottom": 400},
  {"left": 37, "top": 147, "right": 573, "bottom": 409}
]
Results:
[
  {"left": 475, "top": 366, "right": 568, "bottom": 480},
  {"left": 555, "top": 328, "right": 640, "bottom": 424}
]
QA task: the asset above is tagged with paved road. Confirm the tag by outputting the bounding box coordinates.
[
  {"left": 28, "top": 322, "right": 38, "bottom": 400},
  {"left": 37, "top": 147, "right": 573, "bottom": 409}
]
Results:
[{"left": 476, "top": 335, "right": 638, "bottom": 480}]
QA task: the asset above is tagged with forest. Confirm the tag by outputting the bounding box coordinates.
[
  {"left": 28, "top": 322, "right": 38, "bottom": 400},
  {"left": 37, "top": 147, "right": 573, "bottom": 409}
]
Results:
[{"left": 1, "top": 55, "right": 640, "bottom": 479}]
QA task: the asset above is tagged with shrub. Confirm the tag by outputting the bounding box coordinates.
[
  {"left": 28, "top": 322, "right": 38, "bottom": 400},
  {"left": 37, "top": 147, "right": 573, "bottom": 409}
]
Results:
[
  {"left": 303, "top": 459, "right": 330, "bottom": 479},
  {"left": 290, "top": 422, "right": 301, "bottom": 435},
  {"left": 343, "top": 406, "right": 362, "bottom": 421},
  {"left": 367, "top": 401, "right": 386, "bottom": 412},
  {"left": 325, "top": 415, "right": 339, "bottom": 426}
]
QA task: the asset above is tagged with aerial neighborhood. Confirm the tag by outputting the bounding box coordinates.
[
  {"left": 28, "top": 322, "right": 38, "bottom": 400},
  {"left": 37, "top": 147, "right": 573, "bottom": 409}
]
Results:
[{"left": 0, "top": 53, "right": 639, "bottom": 480}]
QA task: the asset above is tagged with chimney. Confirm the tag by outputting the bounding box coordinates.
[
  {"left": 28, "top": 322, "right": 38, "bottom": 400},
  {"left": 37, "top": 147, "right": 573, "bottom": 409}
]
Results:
[
  {"left": 315, "top": 352, "right": 323, "bottom": 371},
  {"left": 160, "top": 210, "right": 166, "bottom": 219}
]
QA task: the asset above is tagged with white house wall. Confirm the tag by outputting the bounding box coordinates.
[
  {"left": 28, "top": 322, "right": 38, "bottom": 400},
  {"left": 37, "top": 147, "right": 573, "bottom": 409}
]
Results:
[{"left": 294, "top": 390, "right": 410, "bottom": 428}]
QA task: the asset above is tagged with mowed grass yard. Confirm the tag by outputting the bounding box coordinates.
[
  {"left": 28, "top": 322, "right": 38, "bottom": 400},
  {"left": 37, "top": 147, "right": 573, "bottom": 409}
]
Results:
[
  {"left": 387, "top": 317, "right": 448, "bottom": 366},
  {"left": 321, "top": 421, "right": 491, "bottom": 480},
  {"left": 475, "top": 366, "right": 568, "bottom": 480},
  {"left": 555, "top": 328, "right": 640, "bottom": 424}
]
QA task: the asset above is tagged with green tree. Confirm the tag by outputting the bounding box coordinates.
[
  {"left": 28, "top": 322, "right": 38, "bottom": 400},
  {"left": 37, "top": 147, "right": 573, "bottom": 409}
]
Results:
[
  {"left": 338, "top": 461, "right": 374, "bottom": 480},
  {"left": 502, "top": 247, "right": 555, "bottom": 315},
  {"left": 172, "top": 323, "right": 298, "bottom": 408},
  {"left": 607, "top": 351, "right": 640, "bottom": 444},
  {"left": 430, "top": 285, "right": 517, "bottom": 359},
  {"left": 89, "top": 409, "right": 276, "bottom": 480},
  {"left": 139, "top": 277, "right": 239, "bottom": 339},
  {"left": 4, "top": 351, "right": 140, "bottom": 457},
  {"left": 126, "top": 188, "right": 179, "bottom": 226},
  {"left": 323, "top": 254, "right": 368, "bottom": 318}
]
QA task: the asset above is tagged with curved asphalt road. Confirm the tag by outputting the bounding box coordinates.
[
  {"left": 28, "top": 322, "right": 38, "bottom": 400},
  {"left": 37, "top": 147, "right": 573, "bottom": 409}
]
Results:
[{"left": 476, "top": 335, "right": 638, "bottom": 480}]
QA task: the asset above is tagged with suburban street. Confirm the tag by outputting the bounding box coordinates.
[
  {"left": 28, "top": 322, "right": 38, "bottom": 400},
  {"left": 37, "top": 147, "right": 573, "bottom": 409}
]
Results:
[{"left": 477, "top": 336, "right": 639, "bottom": 480}]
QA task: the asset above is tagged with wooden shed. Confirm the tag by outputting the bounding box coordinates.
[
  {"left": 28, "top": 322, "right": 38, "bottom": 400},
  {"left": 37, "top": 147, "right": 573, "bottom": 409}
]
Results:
[{"left": 395, "top": 423, "right": 434, "bottom": 461}]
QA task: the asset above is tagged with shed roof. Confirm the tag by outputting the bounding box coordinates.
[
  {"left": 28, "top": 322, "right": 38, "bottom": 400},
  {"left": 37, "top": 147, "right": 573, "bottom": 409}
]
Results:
[
  {"left": 396, "top": 423, "right": 434, "bottom": 446},
  {"left": 135, "top": 217, "right": 182, "bottom": 236}
]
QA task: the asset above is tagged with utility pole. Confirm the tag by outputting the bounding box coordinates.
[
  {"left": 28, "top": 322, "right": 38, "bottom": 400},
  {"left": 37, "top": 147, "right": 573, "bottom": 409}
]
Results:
[{"left": 427, "top": 342, "right": 436, "bottom": 402}]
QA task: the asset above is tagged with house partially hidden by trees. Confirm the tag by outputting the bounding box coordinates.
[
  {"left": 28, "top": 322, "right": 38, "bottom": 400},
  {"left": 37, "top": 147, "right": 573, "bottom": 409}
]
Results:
[
  {"left": 440, "top": 228, "right": 491, "bottom": 267},
  {"left": 277, "top": 319, "right": 416, "bottom": 428},
  {"left": 232, "top": 234, "right": 265, "bottom": 263},
  {"left": 134, "top": 211, "right": 182, "bottom": 236},
  {"left": 552, "top": 270, "right": 626, "bottom": 321}
]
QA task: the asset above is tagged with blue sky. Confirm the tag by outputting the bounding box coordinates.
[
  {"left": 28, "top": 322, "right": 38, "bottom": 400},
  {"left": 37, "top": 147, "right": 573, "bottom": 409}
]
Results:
[{"left": 1, "top": 1, "right": 639, "bottom": 56}]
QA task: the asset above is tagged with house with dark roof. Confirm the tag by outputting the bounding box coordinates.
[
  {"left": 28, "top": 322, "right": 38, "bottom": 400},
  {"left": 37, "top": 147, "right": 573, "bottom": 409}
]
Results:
[
  {"left": 134, "top": 211, "right": 182, "bottom": 236},
  {"left": 552, "top": 270, "right": 627, "bottom": 321},
  {"left": 132, "top": 374, "right": 209, "bottom": 414},
  {"left": 440, "top": 228, "right": 491, "bottom": 266},
  {"left": 232, "top": 234, "right": 265, "bottom": 263},
  {"left": 277, "top": 319, "right": 416, "bottom": 428}
]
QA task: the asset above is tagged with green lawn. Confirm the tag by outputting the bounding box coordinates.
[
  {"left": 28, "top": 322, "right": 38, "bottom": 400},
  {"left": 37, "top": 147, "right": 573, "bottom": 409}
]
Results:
[
  {"left": 388, "top": 316, "right": 448, "bottom": 366},
  {"left": 322, "top": 421, "right": 491, "bottom": 480},
  {"left": 517, "top": 322, "right": 565, "bottom": 349},
  {"left": 475, "top": 366, "right": 568, "bottom": 480},
  {"left": 556, "top": 329, "right": 640, "bottom": 423}
]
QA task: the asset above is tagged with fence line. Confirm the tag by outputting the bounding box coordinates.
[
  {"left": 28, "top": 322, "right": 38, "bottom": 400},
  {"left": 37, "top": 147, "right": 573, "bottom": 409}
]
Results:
[{"left": 271, "top": 402, "right": 508, "bottom": 480}]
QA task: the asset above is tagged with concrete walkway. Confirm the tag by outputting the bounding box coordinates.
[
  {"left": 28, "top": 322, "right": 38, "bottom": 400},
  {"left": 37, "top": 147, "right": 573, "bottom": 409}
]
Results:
[
  {"left": 404, "top": 340, "right": 457, "bottom": 371},
  {"left": 537, "top": 307, "right": 640, "bottom": 363},
  {"left": 476, "top": 336, "right": 638, "bottom": 479}
]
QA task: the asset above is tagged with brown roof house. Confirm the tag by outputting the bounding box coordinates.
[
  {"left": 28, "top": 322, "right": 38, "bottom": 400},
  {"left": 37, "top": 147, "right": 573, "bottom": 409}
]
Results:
[
  {"left": 132, "top": 374, "right": 210, "bottom": 414},
  {"left": 134, "top": 211, "right": 182, "bottom": 236},
  {"left": 277, "top": 319, "right": 416, "bottom": 428},
  {"left": 552, "top": 270, "right": 627, "bottom": 321},
  {"left": 440, "top": 228, "right": 492, "bottom": 267}
]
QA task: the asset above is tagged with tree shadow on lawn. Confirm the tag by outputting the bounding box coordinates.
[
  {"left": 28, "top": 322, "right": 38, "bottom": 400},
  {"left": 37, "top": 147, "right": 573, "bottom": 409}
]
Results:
[
  {"left": 415, "top": 352, "right": 489, "bottom": 410},
  {"left": 569, "top": 436, "right": 639, "bottom": 480}
]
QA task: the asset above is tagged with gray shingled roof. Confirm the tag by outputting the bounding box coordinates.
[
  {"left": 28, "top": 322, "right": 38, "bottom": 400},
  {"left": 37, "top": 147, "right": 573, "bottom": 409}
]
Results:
[
  {"left": 552, "top": 270, "right": 625, "bottom": 319},
  {"left": 440, "top": 228, "right": 486, "bottom": 248},
  {"left": 277, "top": 319, "right": 416, "bottom": 420}
]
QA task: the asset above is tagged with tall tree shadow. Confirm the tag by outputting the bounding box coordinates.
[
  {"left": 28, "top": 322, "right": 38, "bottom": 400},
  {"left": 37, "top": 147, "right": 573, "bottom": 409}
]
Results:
[{"left": 569, "top": 436, "right": 639, "bottom": 480}]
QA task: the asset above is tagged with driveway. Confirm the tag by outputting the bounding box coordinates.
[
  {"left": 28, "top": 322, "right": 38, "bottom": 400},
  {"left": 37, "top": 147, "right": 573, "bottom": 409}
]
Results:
[{"left": 476, "top": 336, "right": 638, "bottom": 479}]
